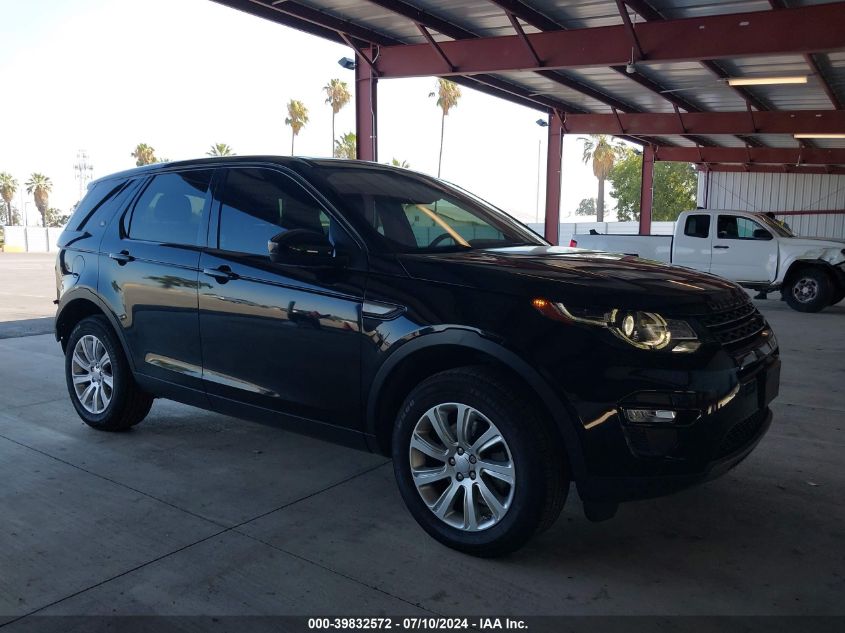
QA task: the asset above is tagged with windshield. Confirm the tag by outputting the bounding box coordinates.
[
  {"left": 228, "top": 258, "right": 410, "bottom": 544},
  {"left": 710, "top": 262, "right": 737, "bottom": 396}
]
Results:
[
  {"left": 756, "top": 213, "right": 795, "bottom": 237},
  {"left": 309, "top": 164, "right": 546, "bottom": 253}
]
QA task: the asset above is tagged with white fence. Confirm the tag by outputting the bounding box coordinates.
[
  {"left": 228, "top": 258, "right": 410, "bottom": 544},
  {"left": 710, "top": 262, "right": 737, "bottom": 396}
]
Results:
[{"left": 1, "top": 226, "right": 63, "bottom": 252}]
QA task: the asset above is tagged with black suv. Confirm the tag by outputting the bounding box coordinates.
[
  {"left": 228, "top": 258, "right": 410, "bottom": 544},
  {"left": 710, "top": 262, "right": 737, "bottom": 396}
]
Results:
[{"left": 56, "top": 157, "right": 780, "bottom": 556}]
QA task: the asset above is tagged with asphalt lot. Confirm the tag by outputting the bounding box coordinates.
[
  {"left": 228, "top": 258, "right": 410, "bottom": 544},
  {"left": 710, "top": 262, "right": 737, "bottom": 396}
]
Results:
[{"left": 0, "top": 253, "right": 843, "bottom": 625}]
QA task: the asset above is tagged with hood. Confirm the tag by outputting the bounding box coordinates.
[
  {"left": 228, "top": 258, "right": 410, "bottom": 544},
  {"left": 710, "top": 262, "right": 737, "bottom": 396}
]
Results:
[{"left": 398, "top": 246, "right": 746, "bottom": 314}]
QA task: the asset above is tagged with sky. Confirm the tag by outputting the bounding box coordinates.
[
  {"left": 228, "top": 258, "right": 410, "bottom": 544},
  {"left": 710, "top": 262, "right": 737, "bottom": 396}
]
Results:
[{"left": 0, "top": 0, "right": 620, "bottom": 226}]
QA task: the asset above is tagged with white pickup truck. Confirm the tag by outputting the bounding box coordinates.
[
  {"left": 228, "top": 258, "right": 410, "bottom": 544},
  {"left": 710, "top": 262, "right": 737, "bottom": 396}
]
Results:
[{"left": 570, "top": 209, "right": 845, "bottom": 312}]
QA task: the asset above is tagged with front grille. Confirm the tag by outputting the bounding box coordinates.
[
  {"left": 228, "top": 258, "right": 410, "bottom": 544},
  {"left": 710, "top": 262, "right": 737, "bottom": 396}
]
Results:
[
  {"left": 716, "top": 409, "right": 766, "bottom": 458},
  {"left": 698, "top": 297, "right": 767, "bottom": 352}
]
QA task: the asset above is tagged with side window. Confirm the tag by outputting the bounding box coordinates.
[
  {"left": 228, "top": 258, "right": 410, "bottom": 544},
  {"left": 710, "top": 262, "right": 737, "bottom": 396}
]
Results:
[
  {"left": 717, "top": 215, "right": 769, "bottom": 240},
  {"left": 683, "top": 214, "right": 711, "bottom": 239},
  {"left": 217, "top": 168, "right": 331, "bottom": 257},
  {"left": 129, "top": 171, "right": 212, "bottom": 246}
]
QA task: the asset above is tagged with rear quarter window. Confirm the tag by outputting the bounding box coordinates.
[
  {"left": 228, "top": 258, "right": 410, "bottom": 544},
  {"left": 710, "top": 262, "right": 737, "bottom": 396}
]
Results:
[{"left": 66, "top": 179, "right": 126, "bottom": 232}]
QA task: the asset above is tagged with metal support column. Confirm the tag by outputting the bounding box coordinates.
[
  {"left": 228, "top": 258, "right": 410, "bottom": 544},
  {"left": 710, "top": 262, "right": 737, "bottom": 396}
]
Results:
[
  {"left": 639, "top": 144, "right": 655, "bottom": 235},
  {"left": 355, "top": 47, "right": 378, "bottom": 161},
  {"left": 544, "top": 112, "right": 563, "bottom": 244}
]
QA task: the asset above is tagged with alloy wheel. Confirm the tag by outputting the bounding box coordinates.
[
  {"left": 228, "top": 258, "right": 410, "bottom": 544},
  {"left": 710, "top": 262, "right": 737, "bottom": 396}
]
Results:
[
  {"left": 71, "top": 334, "right": 113, "bottom": 414},
  {"left": 793, "top": 277, "right": 819, "bottom": 303},
  {"left": 408, "top": 403, "right": 515, "bottom": 532}
]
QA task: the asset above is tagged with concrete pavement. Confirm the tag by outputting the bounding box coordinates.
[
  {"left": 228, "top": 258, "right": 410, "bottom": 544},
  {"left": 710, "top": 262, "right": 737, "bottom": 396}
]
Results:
[
  {"left": 0, "top": 255, "right": 843, "bottom": 622},
  {"left": 0, "top": 253, "right": 56, "bottom": 338}
]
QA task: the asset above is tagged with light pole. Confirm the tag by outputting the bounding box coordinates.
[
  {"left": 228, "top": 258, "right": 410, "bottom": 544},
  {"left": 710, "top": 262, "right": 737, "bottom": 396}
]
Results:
[{"left": 535, "top": 119, "right": 548, "bottom": 223}]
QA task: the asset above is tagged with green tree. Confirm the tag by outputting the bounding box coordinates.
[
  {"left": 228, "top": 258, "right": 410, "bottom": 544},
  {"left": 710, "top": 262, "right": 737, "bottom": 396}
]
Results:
[
  {"left": 44, "top": 207, "right": 65, "bottom": 228},
  {"left": 0, "top": 172, "right": 18, "bottom": 225},
  {"left": 324, "top": 78, "right": 351, "bottom": 155},
  {"left": 131, "top": 143, "right": 157, "bottom": 166},
  {"left": 285, "top": 99, "right": 309, "bottom": 155},
  {"left": 579, "top": 135, "right": 620, "bottom": 222},
  {"left": 25, "top": 173, "right": 52, "bottom": 227},
  {"left": 608, "top": 146, "right": 697, "bottom": 222},
  {"left": 390, "top": 158, "right": 410, "bottom": 168},
  {"left": 575, "top": 197, "right": 596, "bottom": 216},
  {"left": 207, "top": 143, "right": 234, "bottom": 156},
  {"left": 429, "top": 78, "right": 461, "bottom": 177},
  {"left": 333, "top": 132, "right": 356, "bottom": 159}
]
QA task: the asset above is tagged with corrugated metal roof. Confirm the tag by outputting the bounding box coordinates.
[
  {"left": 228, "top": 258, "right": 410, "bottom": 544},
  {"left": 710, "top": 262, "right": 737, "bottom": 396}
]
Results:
[{"left": 214, "top": 0, "right": 845, "bottom": 163}]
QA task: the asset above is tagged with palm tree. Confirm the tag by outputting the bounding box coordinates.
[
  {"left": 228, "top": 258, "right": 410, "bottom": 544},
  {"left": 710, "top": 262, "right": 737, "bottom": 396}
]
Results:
[
  {"left": 284, "top": 99, "right": 309, "bottom": 156},
  {"left": 579, "top": 135, "right": 619, "bottom": 222},
  {"left": 131, "top": 143, "right": 157, "bottom": 166},
  {"left": 429, "top": 79, "right": 461, "bottom": 177},
  {"left": 390, "top": 158, "right": 410, "bottom": 168},
  {"left": 0, "top": 172, "right": 18, "bottom": 225},
  {"left": 333, "top": 132, "right": 356, "bottom": 159},
  {"left": 324, "top": 79, "right": 351, "bottom": 155},
  {"left": 207, "top": 143, "right": 234, "bottom": 157},
  {"left": 25, "top": 173, "right": 52, "bottom": 227}
]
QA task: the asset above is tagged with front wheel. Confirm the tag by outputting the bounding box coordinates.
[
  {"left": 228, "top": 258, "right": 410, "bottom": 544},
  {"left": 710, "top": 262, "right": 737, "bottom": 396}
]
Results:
[
  {"left": 392, "top": 367, "right": 568, "bottom": 557},
  {"left": 784, "top": 268, "right": 832, "bottom": 312}
]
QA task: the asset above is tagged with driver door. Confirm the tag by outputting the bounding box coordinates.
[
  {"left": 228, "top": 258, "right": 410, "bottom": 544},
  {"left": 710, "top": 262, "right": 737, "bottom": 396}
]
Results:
[
  {"left": 710, "top": 214, "right": 778, "bottom": 283},
  {"left": 198, "top": 166, "right": 367, "bottom": 430}
]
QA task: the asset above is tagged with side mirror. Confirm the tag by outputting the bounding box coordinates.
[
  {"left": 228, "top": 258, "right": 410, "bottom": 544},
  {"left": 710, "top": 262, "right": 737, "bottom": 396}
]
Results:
[
  {"left": 268, "top": 229, "right": 337, "bottom": 265},
  {"left": 753, "top": 228, "right": 773, "bottom": 241}
]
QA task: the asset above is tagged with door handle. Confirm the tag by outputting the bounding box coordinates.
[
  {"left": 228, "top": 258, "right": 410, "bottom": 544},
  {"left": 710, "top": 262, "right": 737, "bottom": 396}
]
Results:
[
  {"left": 714, "top": 245, "right": 730, "bottom": 249},
  {"left": 202, "top": 266, "right": 237, "bottom": 283},
  {"left": 109, "top": 250, "right": 133, "bottom": 264}
]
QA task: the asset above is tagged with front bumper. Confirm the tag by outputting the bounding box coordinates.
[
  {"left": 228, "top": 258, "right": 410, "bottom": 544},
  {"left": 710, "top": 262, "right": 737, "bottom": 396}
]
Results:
[{"left": 573, "top": 351, "right": 780, "bottom": 504}]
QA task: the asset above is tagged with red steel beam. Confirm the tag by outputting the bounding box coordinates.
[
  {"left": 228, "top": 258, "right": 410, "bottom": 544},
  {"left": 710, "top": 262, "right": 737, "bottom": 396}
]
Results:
[
  {"left": 639, "top": 145, "right": 655, "bottom": 235},
  {"left": 558, "top": 110, "right": 845, "bottom": 135},
  {"left": 656, "top": 147, "right": 845, "bottom": 165},
  {"left": 698, "top": 164, "right": 845, "bottom": 175},
  {"left": 372, "top": 3, "right": 845, "bottom": 77},
  {"left": 545, "top": 113, "right": 563, "bottom": 244},
  {"left": 355, "top": 49, "right": 378, "bottom": 161}
]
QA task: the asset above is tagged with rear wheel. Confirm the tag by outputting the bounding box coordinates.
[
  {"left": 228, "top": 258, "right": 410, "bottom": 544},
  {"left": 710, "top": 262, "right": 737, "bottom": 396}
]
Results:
[
  {"left": 392, "top": 367, "right": 568, "bottom": 557},
  {"left": 784, "top": 268, "right": 831, "bottom": 313},
  {"left": 65, "top": 316, "right": 153, "bottom": 431}
]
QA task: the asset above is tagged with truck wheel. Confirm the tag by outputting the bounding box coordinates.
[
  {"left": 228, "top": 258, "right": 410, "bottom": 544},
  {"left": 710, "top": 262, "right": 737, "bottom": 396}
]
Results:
[
  {"left": 65, "top": 316, "right": 154, "bottom": 431},
  {"left": 829, "top": 285, "right": 845, "bottom": 306},
  {"left": 392, "top": 366, "right": 568, "bottom": 557},
  {"left": 784, "top": 268, "right": 831, "bottom": 313}
]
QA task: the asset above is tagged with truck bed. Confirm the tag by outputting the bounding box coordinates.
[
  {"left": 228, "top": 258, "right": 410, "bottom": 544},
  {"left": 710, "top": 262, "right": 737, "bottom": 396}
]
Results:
[{"left": 570, "top": 233, "right": 673, "bottom": 262}]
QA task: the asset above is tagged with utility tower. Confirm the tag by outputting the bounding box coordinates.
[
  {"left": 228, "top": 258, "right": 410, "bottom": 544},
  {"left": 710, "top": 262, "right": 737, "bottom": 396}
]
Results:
[{"left": 73, "top": 150, "right": 94, "bottom": 201}]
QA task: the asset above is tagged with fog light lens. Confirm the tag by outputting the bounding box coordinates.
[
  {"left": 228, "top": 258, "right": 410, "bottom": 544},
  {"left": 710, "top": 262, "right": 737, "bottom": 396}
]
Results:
[{"left": 624, "top": 408, "right": 678, "bottom": 424}]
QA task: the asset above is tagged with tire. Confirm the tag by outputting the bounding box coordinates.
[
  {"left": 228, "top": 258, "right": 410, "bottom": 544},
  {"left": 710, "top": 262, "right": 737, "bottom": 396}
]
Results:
[
  {"left": 829, "top": 284, "right": 845, "bottom": 306},
  {"left": 65, "top": 315, "right": 153, "bottom": 431},
  {"left": 784, "top": 267, "right": 832, "bottom": 313},
  {"left": 392, "top": 366, "right": 568, "bottom": 557}
]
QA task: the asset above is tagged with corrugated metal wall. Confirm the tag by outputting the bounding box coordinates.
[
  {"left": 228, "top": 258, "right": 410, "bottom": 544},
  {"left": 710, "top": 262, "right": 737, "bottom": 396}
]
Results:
[{"left": 697, "top": 171, "right": 845, "bottom": 239}]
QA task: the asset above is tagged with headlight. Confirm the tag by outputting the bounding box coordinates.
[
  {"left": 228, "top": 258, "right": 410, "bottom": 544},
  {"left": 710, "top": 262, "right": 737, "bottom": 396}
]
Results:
[{"left": 532, "top": 299, "right": 700, "bottom": 353}]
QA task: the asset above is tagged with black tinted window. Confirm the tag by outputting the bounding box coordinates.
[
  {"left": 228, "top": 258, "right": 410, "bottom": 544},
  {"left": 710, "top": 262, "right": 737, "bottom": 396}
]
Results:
[
  {"left": 683, "top": 214, "right": 710, "bottom": 239},
  {"left": 67, "top": 180, "right": 124, "bottom": 231},
  {"left": 217, "top": 168, "right": 330, "bottom": 256},
  {"left": 129, "top": 171, "right": 212, "bottom": 246}
]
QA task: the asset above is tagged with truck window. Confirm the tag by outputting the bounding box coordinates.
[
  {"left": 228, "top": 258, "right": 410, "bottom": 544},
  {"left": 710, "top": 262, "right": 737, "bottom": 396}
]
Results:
[
  {"left": 683, "top": 215, "right": 710, "bottom": 239},
  {"left": 717, "top": 215, "right": 769, "bottom": 240}
]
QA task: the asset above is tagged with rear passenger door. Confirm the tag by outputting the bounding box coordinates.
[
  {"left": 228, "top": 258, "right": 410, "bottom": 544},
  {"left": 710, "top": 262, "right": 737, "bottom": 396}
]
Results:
[
  {"left": 198, "top": 166, "right": 366, "bottom": 431},
  {"left": 99, "top": 169, "right": 214, "bottom": 394},
  {"left": 673, "top": 213, "right": 712, "bottom": 273}
]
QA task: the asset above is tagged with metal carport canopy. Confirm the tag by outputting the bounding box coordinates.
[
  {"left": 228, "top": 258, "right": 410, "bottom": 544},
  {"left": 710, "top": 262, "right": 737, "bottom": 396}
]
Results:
[{"left": 210, "top": 0, "right": 845, "bottom": 240}]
